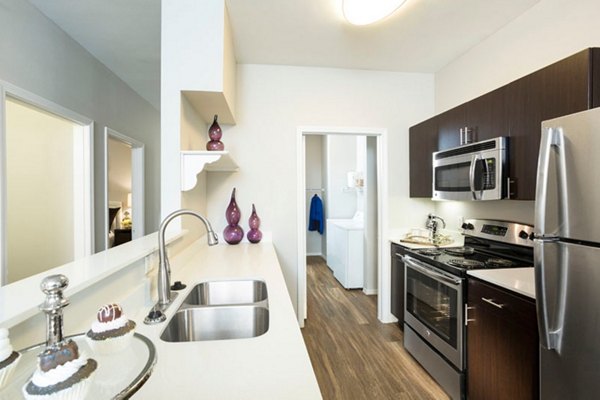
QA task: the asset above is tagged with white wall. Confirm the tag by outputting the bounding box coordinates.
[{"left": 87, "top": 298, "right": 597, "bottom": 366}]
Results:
[
  {"left": 364, "top": 137, "right": 378, "bottom": 293},
  {"left": 161, "top": 0, "right": 232, "bottom": 232},
  {"left": 432, "top": 0, "right": 600, "bottom": 229},
  {"left": 305, "top": 135, "right": 324, "bottom": 256},
  {"left": 0, "top": 0, "right": 161, "bottom": 251},
  {"left": 5, "top": 99, "right": 76, "bottom": 282},
  {"left": 205, "top": 64, "right": 434, "bottom": 313},
  {"left": 326, "top": 135, "right": 358, "bottom": 220}
]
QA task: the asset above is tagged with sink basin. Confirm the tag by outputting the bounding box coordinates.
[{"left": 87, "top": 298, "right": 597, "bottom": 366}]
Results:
[
  {"left": 182, "top": 280, "right": 267, "bottom": 306},
  {"left": 160, "top": 306, "right": 269, "bottom": 342}
]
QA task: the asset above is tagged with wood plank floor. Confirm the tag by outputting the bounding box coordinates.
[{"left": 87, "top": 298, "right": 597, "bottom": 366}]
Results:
[{"left": 301, "top": 256, "right": 449, "bottom": 400}]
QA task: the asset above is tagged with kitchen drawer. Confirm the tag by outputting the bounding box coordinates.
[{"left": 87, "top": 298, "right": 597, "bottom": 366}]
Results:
[{"left": 468, "top": 278, "right": 537, "bottom": 334}]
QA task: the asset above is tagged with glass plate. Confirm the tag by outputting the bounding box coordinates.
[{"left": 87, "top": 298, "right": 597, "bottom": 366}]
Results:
[{"left": 0, "top": 333, "right": 156, "bottom": 400}]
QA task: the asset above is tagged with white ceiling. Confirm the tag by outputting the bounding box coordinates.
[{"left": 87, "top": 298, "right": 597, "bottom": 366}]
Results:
[{"left": 27, "top": 0, "right": 541, "bottom": 111}]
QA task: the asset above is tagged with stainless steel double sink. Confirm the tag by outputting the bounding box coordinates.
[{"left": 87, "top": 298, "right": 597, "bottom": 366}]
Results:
[{"left": 160, "top": 280, "right": 269, "bottom": 342}]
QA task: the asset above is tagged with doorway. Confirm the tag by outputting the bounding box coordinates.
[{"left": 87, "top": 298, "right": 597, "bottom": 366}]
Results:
[
  {"left": 0, "top": 83, "right": 93, "bottom": 285},
  {"left": 297, "top": 126, "right": 390, "bottom": 327},
  {"left": 103, "top": 128, "right": 145, "bottom": 249}
]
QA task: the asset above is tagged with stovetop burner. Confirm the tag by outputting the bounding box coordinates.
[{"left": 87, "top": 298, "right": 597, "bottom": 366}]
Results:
[
  {"left": 417, "top": 249, "right": 443, "bottom": 256},
  {"left": 447, "top": 259, "right": 485, "bottom": 268},
  {"left": 485, "top": 258, "right": 515, "bottom": 268},
  {"left": 444, "top": 247, "right": 475, "bottom": 256}
]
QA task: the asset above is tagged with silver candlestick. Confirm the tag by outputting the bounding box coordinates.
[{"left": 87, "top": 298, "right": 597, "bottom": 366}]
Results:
[{"left": 39, "top": 274, "right": 70, "bottom": 348}]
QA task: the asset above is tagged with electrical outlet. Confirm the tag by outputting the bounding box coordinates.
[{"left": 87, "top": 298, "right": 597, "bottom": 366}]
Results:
[{"left": 144, "top": 251, "right": 158, "bottom": 274}]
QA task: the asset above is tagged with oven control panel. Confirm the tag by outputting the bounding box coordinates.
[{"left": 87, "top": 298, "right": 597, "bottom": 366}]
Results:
[{"left": 461, "top": 219, "right": 534, "bottom": 247}]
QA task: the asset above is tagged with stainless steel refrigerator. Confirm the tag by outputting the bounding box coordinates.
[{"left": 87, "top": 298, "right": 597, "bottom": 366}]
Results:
[{"left": 535, "top": 107, "right": 600, "bottom": 399}]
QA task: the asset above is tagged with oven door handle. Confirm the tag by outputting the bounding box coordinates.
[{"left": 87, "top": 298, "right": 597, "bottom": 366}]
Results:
[{"left": 404, "top": 256, "right": 462, "bottom": 287}]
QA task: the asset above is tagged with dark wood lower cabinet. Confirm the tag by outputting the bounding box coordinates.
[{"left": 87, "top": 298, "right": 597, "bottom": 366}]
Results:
[
  {"left": 467, "top": 278, "right": 539, "bottom": 400},
  {"left": 390, "top": 243, "right": 406, "bottom": 329}
]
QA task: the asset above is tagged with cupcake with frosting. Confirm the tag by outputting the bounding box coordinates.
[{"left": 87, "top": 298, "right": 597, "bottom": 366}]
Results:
[
  {"left": 86, "top": 304, "right": 136, "bottom": 354},
  {"left": 0, "top": 328, "right": 20, "bottom": 389},
  {"left": 22, "top": 339, "right": 96, "bottom": 400}
]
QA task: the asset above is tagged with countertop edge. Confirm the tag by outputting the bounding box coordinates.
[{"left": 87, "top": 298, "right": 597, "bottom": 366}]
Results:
[{"left": 467, "top": 268, "right": 536, "bottom": 299}]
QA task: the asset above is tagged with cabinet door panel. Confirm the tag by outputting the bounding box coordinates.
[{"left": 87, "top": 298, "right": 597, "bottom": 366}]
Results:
[
  {"left": 466, "top": 86, "right": 508, "bottom": 143},
  {"left": 437, "top": 106, "right": 465, "bottom": 150},
  {"left": 508, "top": 49, "right": 591, "bottom": 200},
  {"left": 467, "top": 279, "right": 538, "bottom": 400},
  {"left": 409, "top": 118, "right": 437, "bottom": 198},
  {"left": 390, "top": 244, "right": 405, "bottom": 329}
]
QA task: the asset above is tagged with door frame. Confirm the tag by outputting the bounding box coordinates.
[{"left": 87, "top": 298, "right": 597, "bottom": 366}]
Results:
[
  {"left": 296, "top": 126, "right": 392, "bottom": 327},
  {"left": 103, "top": 127, "right": 145, "bottom": 249},
  {"left": 0, "top": 81, "right": 94, "bottom": 286}
]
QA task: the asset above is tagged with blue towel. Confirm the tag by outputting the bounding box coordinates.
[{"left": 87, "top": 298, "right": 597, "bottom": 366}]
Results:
[{"left": 308, "top": 195, "right": 324, "bottom": 234}]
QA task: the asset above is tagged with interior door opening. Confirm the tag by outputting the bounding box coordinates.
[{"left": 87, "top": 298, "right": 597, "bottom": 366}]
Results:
[
  {"left": 104, "top": 128, "right": 145, "bottom": 250},
  {"left": 297, "top": 127, "right": 389, "bottom": 327}
]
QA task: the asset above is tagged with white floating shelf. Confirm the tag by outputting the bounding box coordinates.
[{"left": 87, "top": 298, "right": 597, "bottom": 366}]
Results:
[{"left": 181, "top": 150, "right": 238, "bottom": 191}]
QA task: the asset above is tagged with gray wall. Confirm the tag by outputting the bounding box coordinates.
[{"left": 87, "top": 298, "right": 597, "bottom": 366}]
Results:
[{"left": 0, "top": 0, "right": 161, "bottom": 250}]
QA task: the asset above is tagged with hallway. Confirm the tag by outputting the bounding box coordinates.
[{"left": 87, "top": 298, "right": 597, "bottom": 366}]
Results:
[{"left": 301, "top": 256, "right": 448, "bottom": 400}]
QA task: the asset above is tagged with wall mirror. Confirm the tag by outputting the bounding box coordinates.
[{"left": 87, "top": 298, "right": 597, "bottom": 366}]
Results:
[{"left": 0, "top": 83, "right": 93, "bottom": 285}]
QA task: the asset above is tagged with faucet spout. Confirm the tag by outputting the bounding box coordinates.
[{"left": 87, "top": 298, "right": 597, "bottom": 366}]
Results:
[
  {"left": 426, "top": 213, "right": 446, "bottom": 244},
  {"left": 157, "top": 209, "right": 218, "bottom": 307}
]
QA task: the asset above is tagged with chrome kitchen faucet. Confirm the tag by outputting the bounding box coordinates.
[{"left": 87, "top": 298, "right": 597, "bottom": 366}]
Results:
[
  {"left": 145, "top": 209, "right": 218, "bottom": 324},
  {"left": 426, "top": 213, "right": 446, "bottom": 245}
]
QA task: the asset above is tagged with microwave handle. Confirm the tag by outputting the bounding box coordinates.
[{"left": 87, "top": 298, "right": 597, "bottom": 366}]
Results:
[{"left": 469, "top": 154, "right": 482, "bottom": 200}]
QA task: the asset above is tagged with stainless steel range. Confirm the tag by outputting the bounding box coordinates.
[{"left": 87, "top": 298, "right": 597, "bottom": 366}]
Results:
[{"left": 402, "top": 219, "right": 534, "bottom": 400}]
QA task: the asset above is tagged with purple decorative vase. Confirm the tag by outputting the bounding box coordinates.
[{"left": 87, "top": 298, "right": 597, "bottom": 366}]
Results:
[
  {"left": 223, "top": 188, "right": 243, "bottom": 244},
  {"left": 206, "top": 114, "right": 225, "bottom": 151},
  {"left": 247, "top": 204, "right": 263, "bottom": 244}
]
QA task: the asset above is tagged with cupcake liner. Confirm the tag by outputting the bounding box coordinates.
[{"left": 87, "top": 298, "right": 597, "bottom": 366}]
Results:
[
  {"left": 22, "top": 373, "right": 94, "bottom": 400},
  {"left": 0, "top": 352, "right": 20, "bottom": 389},
  {"left": 86, "top": 328, "right": 135, "bottom": 355}
]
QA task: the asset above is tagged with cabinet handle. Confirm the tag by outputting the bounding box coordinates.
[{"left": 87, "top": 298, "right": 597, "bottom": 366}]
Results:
[
  {"left": 481, "top": 297, "right": 504, "bottom": 309},
  {"left": 465, "top": 304, "right": 476, "bottom": 326},
  {"left": 507, "top": 177, "right": 515, "bottom": 199}
]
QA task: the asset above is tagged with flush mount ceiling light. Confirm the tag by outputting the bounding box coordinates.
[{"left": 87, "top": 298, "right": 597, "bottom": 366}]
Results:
[{"left": 342, "top": 0, "right": 407, "bottom": 26}]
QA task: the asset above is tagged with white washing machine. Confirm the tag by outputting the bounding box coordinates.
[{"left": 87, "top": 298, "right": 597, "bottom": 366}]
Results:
[{"left": 326, "top": 218, "right": 364, "bottom": 289}]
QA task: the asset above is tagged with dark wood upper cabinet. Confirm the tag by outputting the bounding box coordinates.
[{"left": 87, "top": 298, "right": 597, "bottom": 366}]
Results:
[
  {"left": 467, "top": 278, "right": 538, "bottom": 400},
  {"left": 466, "top": 86, "right": 509, "bottom": 143},
  {"left": 409, "top": 117, "right": 437, "bottom": 197},
  {"left": 437, "top": 105, "right": 465, "bottom": 150},
  {"left": 409, "top": 48, "right": 600, "bottom": 200},
  {"left": 508, "top": 49, "right": 594, "bottom": 199}
]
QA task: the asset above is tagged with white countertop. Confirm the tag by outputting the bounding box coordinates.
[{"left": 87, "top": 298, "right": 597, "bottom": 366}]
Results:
[
  {"left": 467, "top": 268, "right": 536, "bottom": 299},
  {"left": 132, "top": 242, "right": 321, "bottom": 399}
]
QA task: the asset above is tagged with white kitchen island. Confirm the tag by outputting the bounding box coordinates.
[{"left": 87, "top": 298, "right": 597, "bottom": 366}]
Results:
[
  {"left": 133, "top": 242, "right": 321, "bottom": 399},
  {"left": 0, "top": 236, "right": 321, "bottom": 400}
]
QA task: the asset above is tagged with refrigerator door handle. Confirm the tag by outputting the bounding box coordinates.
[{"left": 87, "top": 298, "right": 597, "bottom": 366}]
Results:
[
  {"left": 534, "top": 239, "right": 552, "bottom": 348},
  {"left": 534, "top": 239, "right": 564, "bottom": 350},
  {"left": 535, "top": 127, "right": 568, "bottom": 237}
]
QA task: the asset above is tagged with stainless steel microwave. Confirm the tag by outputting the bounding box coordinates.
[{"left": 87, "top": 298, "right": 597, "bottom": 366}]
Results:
[{"left": 432, "top": 137, "right": 508, "bottom": 201}]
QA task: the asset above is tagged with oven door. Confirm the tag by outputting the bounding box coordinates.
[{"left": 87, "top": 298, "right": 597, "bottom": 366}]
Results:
[
  {"left": 404, "top": 255, "right": 464, "bottom": 369},
  {"left": 433, "top": 150, "right": 504, "bottom": 201}
]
